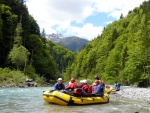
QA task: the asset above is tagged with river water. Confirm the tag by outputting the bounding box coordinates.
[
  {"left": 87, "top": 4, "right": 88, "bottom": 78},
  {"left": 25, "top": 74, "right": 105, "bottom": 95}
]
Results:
[{"left": 0, "top": 87, "right": 149, "bottom": 113}]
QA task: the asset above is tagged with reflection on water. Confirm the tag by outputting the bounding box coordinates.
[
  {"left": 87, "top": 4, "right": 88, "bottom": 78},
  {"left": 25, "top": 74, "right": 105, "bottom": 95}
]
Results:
[{"left": 0, "top": 87, "right": 149, "bottom": 113}]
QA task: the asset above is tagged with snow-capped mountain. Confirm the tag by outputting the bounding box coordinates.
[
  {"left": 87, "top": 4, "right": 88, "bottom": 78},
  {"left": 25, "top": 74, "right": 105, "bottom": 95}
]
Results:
[{"left": 46, "top": 33, "right": 89, "bottom": 52}]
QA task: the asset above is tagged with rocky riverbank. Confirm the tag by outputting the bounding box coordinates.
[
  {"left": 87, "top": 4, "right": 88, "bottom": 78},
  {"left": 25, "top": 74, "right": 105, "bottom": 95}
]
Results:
[{"left": 110, "top": 87, "right": 150, "bottom": 103}]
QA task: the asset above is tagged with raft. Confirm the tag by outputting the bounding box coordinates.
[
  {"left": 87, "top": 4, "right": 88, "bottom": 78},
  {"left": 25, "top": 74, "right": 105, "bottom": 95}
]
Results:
[
  {"left": 43, "top": 90, "right": 109, "bottom": 106},
  {"left": 104, "top": 89, "right": 117, "bottom": 94}
]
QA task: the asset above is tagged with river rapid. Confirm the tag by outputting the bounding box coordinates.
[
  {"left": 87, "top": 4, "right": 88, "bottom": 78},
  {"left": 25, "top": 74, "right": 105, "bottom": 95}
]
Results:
[{"left": 0, "top": 87, "right": 149, "bottom": 113}]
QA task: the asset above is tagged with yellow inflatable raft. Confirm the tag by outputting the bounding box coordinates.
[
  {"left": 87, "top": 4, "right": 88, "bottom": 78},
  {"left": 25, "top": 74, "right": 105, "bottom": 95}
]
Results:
[
  {"left": 43, "top": 90, "right": 109, "bottom": 106},
  {"left": 104, "top": 89, "right": 116, "bottom": 94}
]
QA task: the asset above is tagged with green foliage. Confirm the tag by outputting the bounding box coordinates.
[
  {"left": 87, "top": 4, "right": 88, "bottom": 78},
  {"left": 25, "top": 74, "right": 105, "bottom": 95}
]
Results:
[
  {"left": 0, "top": 4, "right": 3, "bottom": 39},
  {"left": 24, "top": 65, "right": 37, "bottom": 80},
  {"left": 0, "top": 4, "right": 18, "bottom": 67},
  {"left": 65, "top": 1, "right": 150, "bottom": 85},
  {"left": 0, "top": 68, "right": 27, "bottom": 86},
  {"left": 8, "top": 23, "right": 30, "bottom": 70},
  {"left": 0, "top": 0, "right": 59, "bottom": 84},
  {"left": 9, "top": 45, "right": 30, "bottom": 70},
  {"left": 47, "top": 40, "right": 75, "bottom": 79},
  {"left": 35, "top": 76, "right": 45, "bottom": 85},
  {"left": 25, "top": 34, "right": 57, "bottom": 80}
]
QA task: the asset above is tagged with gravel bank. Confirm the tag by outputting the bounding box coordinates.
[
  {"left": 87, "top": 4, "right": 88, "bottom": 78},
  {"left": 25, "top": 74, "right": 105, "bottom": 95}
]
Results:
[{"left": 112, "top": 88, "right": 150, "bottom": 103}]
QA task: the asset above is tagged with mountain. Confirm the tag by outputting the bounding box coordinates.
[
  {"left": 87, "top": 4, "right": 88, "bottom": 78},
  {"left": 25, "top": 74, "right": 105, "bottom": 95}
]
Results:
[
  {"left": 46, "top": 34, "right": 89, "bottom": 52},
  {"left": 64, "top": 0, "right": 150, "bottom": 86},
  {"left": 47, "top": 40, "right": 75, "bottom": 77}
]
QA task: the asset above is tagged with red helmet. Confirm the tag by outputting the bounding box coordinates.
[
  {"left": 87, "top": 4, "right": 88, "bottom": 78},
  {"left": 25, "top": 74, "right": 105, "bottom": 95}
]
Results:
[
  {"left": 70, "top": 78, "right": 75, "bottom": 83},
  {"left": 95, "top": 80, "right": 99, "bottom": 83}
]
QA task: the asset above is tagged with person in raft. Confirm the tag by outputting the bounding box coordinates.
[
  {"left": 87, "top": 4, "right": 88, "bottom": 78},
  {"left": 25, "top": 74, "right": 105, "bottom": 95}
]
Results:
[
  {"left": 92, "top": 80, "right": 104, "bottom": 96},
  {"left": 65, "top": 78, "right": 83, "bottom": 96},
  {"left": 65, "top": 78, "right": 77, "bottom": 91},
  {"left": 82, "top": 80, "right": 92, "bottom": 93},
  {"left": 54, "top": 78, "right": 65, "bottom": 90},
  {"left": 114, "top": 81, "right": 121, "bottom": 91},
  {"left": 94, "top": 75, "right": 105, "bottom": 89}
]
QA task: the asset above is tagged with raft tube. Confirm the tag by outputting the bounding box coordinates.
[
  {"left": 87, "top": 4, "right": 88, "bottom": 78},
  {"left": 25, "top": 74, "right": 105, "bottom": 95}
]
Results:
[{"left": 43, "top": 90, "right": 109, "bottom": 106}]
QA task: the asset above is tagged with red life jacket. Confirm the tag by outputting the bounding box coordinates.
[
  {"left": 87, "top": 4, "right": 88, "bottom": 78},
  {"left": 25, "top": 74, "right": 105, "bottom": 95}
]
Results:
[
  {"left": 82, "top": 84, "right": 92, "bottom": 93},
  {"left": 65, "top": 83, "right": 77, "bottom": 90},
  {"left": 74, "top": 88, "right": 82, "bottom": 95},
  {"left": 82, "top": 84, "right": 89, "bottom": 93},
  {"left": 88, "top": 85, "right": 92, "bottom": 93}
]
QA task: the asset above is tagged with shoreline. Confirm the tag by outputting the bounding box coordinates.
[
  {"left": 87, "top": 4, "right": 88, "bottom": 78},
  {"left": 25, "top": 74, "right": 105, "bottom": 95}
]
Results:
[
  {"left": 110, "top": 87, "right": 150, "bottom": 103},
  {"left": 0, "top": 84, "right": 53, "bottom": 88}
]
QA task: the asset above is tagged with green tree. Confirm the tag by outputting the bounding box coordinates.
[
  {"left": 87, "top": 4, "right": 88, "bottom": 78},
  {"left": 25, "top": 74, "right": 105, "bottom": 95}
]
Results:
[
  {"left": 9, "top": 45, "right": 30, "bottom": 70},
  {"left": 9, "top": 23, "right": 30, "bottom": 70}
]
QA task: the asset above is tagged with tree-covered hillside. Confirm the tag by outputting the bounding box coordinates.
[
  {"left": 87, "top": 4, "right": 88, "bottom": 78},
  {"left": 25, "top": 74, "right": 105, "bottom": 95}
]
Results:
[
  {"left": 47, "top": 40, "right": 75, "bottom": 78},
  {"left": 0, "top": 0, "right": 75, "bottom": 85},
  {"left": 65, "top": 0, "right": 150, "bottom": 86}
]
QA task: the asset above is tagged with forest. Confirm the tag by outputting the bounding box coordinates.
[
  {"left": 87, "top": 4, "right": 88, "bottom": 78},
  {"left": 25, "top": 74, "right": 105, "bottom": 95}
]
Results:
[
  {"left": 64, "top": 1, "right": 150, "bottom": 86},
  {"left": 0, "top": 0, "right": 150, "bottom": 87},
  {"left": 0, "top": 0, "right": 74, "bottom": 86}
]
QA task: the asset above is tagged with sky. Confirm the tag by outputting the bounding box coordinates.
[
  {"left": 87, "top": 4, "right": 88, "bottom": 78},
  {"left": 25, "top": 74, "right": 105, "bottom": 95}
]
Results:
[{"left": 25, "top": 0, "right": 148, "bottom": 40}]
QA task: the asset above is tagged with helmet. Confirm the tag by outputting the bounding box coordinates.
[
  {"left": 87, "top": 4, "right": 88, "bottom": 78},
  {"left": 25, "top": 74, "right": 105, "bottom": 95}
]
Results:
[
  {"left": 106, "top": 85, "right": 110, "bottom": 88},
  {"left": 94, "top": 76, "right": 100, "bottom": 80},
  {"left": 69, "top": 81, "right": 71, "bottom": 85},
  {"left": 70, "top": 78, "right": 75, "bottom": 83},
  {"left": 83, "top": 80, "right": 87, "bottom": 84},
  {"left": 80, "top": 80, "right": 83, "bottom": 83},
  {"left": 58, "top": 78, "right": 62, "bottom": 81},
  {"left": 95, "top": 80, "right": 99, "bottom": 83},
  {"left": 92, "top": 83, "right": 96, "bottom": 86}
]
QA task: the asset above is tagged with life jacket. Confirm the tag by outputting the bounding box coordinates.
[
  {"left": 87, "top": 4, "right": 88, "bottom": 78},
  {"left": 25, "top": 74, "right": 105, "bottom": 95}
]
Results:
[
  {"left": 56, "top": 83, "right": 64, "bottom": 90},
  {"left": 100, "top": 85, "right": 104, "bottom": 92},
  {"left": 99, "top": 80, "right": 105, "bottom": 89},
  {"left": 82, "top": 84, "right": 89, "bottom": 93},
  {"left": 92, "top": 85, "right": 97, "bottom": 91},
  {"left": 101, "top": 80, "right": 105, "bottom": 88},
  {"left": 76, "top": 83, "right": 83, "bottom": 88},
  {"left": 88, "top": 85, "right": 92, "bottom": 93},
  {"left": 74, "top": 88, "right": 82, "bottom": 95},
  {"left": 95, "top": 84, "right": 104, "bottom": 93},
  {"left": 115, "top": 83, "right": 120, "bottom": 91},
  {"left": 65, "top": 83, "right": 77, "bottom": 90}
]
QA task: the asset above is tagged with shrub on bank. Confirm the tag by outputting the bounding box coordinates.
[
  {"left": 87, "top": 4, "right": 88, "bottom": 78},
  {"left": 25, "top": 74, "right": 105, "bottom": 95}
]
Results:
[
  {"left": 0, "top": 68, "right": 27, "bottom": 86},
  {"left": 0, "top": 68, "right": 45, "bottom": 87}
]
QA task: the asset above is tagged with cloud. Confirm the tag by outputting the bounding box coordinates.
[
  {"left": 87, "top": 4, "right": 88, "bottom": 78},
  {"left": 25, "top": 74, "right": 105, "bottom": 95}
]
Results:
[
  {"left": 26, "top": 0, "right": 148, "bottom": 40},
  {"left": 92, "top": 0, "right": 148, "bottom": 19},
  {"left": 64, "top": 23, "right": 103, "bottom": 41}
]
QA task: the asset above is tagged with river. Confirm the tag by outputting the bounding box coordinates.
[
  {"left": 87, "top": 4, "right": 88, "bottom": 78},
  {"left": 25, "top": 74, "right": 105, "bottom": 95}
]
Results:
[{"left": 0, "top": 87, "right": 149, "bottom": 113}]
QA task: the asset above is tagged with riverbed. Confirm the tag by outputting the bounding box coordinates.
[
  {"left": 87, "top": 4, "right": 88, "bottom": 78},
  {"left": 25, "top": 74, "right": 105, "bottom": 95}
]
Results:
[{"left": 0, "top": 87, "right": 149, "bottom": 113}]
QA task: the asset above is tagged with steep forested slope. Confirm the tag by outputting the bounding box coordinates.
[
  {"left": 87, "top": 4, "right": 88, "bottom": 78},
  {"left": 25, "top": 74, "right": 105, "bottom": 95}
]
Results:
[
  {"left": 65, "top": 1, "right": 150, "bottom": 86},
  {"left": 0, "top": 0, "right": 75, "bottom": 85},
  {"left": 47, "top": 40, "right": 75, "bottom": 77}
]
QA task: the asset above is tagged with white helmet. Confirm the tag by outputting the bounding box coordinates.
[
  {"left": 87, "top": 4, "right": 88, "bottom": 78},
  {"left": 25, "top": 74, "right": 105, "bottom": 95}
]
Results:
[
  {"left": 83, "top": 80, "right": 87, "bottom": 83},
  {"left": 69, "top": 81, "right": 71, "bottom": 85},
  {"left": 58, "top": 78, "right": 62, "bottom": 81},
  {"left": 80, "top": 80, "right": 83, "bottom": 83}
]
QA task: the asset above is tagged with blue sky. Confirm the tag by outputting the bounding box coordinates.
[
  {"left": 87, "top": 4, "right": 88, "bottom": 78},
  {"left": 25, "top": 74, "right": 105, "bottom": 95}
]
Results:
[{"left": 26, "top": 0, "right": 148, "bottom": 40}]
